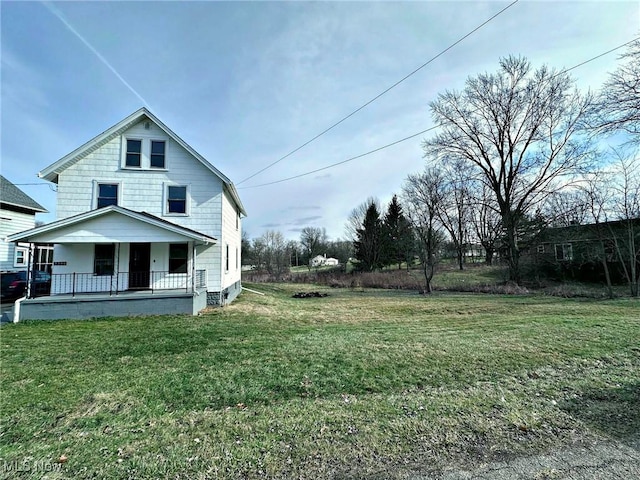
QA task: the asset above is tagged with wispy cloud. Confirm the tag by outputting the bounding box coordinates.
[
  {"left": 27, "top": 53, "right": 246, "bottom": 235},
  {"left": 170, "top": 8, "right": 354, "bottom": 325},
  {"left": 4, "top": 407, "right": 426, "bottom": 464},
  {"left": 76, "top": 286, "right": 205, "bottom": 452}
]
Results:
[{"left": 42, "top": 1, "right": 152, "bottom": 109}]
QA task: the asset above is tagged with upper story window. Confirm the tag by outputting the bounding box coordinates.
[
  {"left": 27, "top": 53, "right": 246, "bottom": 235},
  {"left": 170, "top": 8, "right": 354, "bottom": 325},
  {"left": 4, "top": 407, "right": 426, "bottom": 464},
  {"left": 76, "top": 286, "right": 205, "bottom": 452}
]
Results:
[
  {"left": 122, "top": 137, "right": 168, "bottom": 170},
  {"left": 125, "top": 139, "right": 142, "bottom": 167},
  {"left": 97, "top": 183, "right": 118, "bottom": 208},
  {"left": 150, "top": 140, "right": 166, "bottom": 168},
  {"left": 167, "top": 185, "right": 187, "bottom": 214}
]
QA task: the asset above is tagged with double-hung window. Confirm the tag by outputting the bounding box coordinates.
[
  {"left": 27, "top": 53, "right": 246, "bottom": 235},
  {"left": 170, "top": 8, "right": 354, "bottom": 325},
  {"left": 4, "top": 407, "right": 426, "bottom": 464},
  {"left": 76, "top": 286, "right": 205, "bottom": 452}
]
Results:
[
  {"left": 125, "top": 139, "right": 142, "bottom": 167},
  {"left": 169, "top": 244, "right": 188, "bottom": 274},
  {"left": 150, "top": 140, "right": 166, "bottom": 168},
  {"left": 94, "top": 244, "right": 115, "bottom": 276},
  {"left": 167, "top": 185, "right": 187, "bottom": 214},
  {"left": 14, "top": 248, "right": 27, "bottom": 267},
  {"left": 97, "top": 183, "right": 118, "bottom": 208}
]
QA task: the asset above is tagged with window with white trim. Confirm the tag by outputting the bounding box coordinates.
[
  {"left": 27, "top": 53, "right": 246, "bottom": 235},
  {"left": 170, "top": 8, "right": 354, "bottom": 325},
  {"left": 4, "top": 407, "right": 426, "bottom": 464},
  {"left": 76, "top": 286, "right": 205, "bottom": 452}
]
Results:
[
  {"left": 165, "top": 185, "right": 188, "bottom": 215},
  {"left": 150, "top": 140, "right": 166, "bottom": 168},
  {"left": 96, "top": 183, "right": 119, "bottom": 208},
  {"left": 14, "top": 247, "right": 27, "bottom": 267},
  {"left": 125, "top": 139, "right": 142, "bottom": 167},
  {"left": 225, "top": 244, "right": 229, "bottom": 272}
]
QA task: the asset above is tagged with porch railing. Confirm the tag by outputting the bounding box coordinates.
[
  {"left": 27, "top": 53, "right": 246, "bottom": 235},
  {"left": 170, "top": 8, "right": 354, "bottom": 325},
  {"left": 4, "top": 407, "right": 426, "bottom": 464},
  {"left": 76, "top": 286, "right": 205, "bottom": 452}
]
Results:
[{"left": 29, "top": 270, "right": 207, "bottom": 298}]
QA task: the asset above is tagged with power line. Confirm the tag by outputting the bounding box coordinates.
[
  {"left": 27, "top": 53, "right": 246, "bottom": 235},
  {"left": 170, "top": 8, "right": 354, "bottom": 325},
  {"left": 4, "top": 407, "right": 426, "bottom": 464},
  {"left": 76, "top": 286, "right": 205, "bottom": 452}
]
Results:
[
  {"left": 239, "top": 37, "right": 639, "bottom": 190},
  {"left": 239, "top": 126, "right": 437, "bottom": 189},
  {"left": 236, "top": 0, "right": 521, "bottom": 185}
]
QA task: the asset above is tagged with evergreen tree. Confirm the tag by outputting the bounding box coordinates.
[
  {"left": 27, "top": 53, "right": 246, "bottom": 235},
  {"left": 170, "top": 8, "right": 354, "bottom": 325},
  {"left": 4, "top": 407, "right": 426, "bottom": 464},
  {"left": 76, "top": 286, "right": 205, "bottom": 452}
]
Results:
[
  {"left": 354, "top": 202, "right": 384, "bottom": 271},
  {"left": 383, "top": 195, "right": 413, "bottom": 269}
]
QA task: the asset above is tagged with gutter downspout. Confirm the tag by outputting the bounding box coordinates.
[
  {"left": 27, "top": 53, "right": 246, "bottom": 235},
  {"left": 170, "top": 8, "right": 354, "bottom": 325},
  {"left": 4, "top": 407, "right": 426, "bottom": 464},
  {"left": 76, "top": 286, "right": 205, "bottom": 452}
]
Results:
[{"left": 13, "top": 296, "right": 24, "bottom": 323}]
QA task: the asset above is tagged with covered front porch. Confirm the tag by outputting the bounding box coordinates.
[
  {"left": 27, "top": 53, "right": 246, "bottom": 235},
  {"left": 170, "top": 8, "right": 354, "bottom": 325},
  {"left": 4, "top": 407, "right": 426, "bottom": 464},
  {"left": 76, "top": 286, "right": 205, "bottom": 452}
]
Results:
[{"left": 8, "top": 206, "right": 217, "bottom": 321}]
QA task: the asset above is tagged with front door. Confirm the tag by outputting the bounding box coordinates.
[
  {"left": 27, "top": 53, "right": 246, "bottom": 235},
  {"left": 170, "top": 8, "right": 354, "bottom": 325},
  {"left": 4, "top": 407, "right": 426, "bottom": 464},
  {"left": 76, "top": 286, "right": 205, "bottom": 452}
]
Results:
[{"left": 129, "top": 243, "right": 150, "bottom": 290}]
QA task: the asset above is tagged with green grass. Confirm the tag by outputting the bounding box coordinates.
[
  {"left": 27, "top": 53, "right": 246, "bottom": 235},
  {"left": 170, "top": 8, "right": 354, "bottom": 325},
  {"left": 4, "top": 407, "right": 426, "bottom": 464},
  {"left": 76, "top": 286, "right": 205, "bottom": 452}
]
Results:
[{"left": 1, "top": 284, "right": 638, "bottom": 479}]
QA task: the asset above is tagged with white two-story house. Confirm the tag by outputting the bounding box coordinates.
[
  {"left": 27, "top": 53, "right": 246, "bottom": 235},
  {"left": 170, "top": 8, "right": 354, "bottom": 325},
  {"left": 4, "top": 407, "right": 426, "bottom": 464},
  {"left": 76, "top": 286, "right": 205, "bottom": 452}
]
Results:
[{"left": 9, "top": 108, "right": 246, "bottom": 321}]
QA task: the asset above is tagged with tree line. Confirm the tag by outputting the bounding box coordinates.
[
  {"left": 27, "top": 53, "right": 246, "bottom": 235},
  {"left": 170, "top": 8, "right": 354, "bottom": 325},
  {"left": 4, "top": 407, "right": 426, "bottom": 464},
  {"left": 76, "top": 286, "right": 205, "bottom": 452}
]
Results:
[{"left": 243, "top": 41, "right": 640, "bottom": 295}]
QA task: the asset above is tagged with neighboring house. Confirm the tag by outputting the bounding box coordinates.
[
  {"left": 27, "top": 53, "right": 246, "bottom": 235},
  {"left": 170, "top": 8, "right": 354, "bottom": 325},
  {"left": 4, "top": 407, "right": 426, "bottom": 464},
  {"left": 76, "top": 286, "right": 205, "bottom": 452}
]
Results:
[
  {"left": 527, "top": 219, "right": 640, "bottom": 283},
  {"left": 0, "top": 175, "right": 48, "bottom": 271},
  {"left": 9, "top": 108, "right": 246, "bottom": 321},
  {"left": 310, "top": 254, "right": 339, "bottom": 267}
]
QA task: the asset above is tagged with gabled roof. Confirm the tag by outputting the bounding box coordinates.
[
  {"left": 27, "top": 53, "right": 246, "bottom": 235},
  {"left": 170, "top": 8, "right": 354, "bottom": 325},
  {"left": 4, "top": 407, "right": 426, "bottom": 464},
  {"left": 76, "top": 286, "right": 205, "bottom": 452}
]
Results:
[
  {"left": 0, "top": 175, "right": 47, "bottom": 213},
  {"left": 38, "top": 107, "right": 246, "bottom": 216},
  {"left": 7, "top": 205, "right": 217, "bottom": 244}
]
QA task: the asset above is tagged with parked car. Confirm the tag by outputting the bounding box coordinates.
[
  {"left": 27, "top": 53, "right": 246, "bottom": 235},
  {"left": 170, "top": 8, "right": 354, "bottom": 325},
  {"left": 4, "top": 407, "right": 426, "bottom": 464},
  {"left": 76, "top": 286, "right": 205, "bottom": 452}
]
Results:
[{"left": 0, "top": 271, "right": 51, "bottom": 300}]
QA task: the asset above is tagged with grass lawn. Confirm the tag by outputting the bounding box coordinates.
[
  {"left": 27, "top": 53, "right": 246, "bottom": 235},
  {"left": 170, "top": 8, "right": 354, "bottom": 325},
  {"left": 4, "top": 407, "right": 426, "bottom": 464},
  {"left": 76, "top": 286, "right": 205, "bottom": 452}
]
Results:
[{"left": 1, "top": 284, "right": 638, "bottom": 479}]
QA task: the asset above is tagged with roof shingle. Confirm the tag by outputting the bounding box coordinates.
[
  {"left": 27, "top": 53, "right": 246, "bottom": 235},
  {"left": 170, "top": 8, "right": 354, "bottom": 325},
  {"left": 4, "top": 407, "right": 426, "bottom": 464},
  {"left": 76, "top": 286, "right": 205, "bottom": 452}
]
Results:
[{"left": 0, "top": 175, "right": 47, "bottom": 213}]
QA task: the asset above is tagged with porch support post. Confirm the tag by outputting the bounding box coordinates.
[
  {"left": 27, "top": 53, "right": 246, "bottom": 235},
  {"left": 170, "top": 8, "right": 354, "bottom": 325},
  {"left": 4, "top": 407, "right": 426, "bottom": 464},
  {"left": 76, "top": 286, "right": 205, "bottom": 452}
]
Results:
[
  {"left": 192, "top": 242, "right": 197, "bottom": 293},
  {"left": 25, "top": 243, "right": 34, "bottom": 299}
]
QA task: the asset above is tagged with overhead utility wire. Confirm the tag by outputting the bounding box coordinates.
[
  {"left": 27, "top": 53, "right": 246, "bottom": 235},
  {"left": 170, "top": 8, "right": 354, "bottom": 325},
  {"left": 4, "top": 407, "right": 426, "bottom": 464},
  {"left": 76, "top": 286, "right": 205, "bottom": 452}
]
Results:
[
  {"left": 240, "top": 127, "right": 437, "bottom": 189},
  {"left": 236, "top": 0, "right": 521, "bottom": 185},
  {"left": 239, "top": 37, "right": 639, "bottom": 190}
]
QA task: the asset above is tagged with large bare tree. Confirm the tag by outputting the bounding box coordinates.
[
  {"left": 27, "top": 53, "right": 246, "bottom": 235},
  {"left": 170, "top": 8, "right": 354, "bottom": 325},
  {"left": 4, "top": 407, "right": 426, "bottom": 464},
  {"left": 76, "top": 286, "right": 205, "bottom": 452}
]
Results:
[
  {"left": 425, "top": 56, "right": 593, "bottom": 283},
  {"left": 595, "top": 38, "right": 640, "bottom": 142}
]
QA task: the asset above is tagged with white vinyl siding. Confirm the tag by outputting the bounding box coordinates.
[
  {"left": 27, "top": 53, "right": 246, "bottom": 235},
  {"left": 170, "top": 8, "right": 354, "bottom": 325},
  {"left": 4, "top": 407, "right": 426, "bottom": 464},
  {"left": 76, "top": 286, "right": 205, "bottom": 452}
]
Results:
[
  {"left": 56, "top": 119, "right": 223, "bottom": 238},
  {"left": 219, "top": 189, "right": 242, "bottom": 289},
  {"left": 53, "top": 116, "right": 235, "bottom": 297},
  {"left": 0, "top": 208, "right": 37, "bottom": 271}
]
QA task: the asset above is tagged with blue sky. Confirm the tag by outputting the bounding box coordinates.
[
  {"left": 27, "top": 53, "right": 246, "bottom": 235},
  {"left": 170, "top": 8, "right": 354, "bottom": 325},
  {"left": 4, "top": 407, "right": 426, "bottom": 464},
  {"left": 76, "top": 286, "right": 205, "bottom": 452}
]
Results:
[{"left": 1, "top": 1, "right": 638, "bottom": 240}]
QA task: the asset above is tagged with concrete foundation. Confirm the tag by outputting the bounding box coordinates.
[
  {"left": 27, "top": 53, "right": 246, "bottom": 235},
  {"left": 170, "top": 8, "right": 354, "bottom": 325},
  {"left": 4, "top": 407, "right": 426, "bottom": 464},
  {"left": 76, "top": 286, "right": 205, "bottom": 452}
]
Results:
[
  {"left": 206, "top": 281, "right": 242, "bottom": 306},
  {"left": 17, "top": 288, "right": 208, "bottom": 321}
]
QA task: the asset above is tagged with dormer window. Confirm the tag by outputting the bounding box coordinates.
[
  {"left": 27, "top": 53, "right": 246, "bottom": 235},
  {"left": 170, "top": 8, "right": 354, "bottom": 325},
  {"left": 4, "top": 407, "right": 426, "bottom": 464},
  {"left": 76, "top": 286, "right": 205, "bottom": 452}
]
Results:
[
  {"left": 126, "top": 139, "right": 142, "bottom": 167},
  {"left": 150, "top": 140, "right": 166, "bottom": 168}
]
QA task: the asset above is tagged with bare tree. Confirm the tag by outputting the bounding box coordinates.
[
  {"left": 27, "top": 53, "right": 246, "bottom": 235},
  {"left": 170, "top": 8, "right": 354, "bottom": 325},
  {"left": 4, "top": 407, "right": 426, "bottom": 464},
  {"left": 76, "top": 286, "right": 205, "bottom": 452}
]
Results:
[
  {"left": 299, "top": 226, "right": 328, "bottom": 269},
  {"left": 578, "top": 148, "right": 640, "bottom": 296},
  {"left": 578, "top": 170, "right": 616, "bottom": 297},
  {"left": 260, "top": 230, "right": 290, "bottom": 278},
  {"left": 468, "top": 181, "right": 502, "bottom": 265},
  {"left": 609, "top": 149, "right": 640, "bottom": 296},
  {"left": 595, "top": 38, "right": 640, "bottom": 142},
  {"left": 402, "top": 168, "right": 446, "bottom": 293},
  {"left": 425, "top": 56, "right": 593, "bottom": 283},
  {"left": 345, "top": 196, "right": 380, "bottom": 242},
  {"left": 543, "top": 190, "right": 590, "bottom": 227},
  {"left": 438, "top": 157, "right": 473, "bottom": 270}
]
